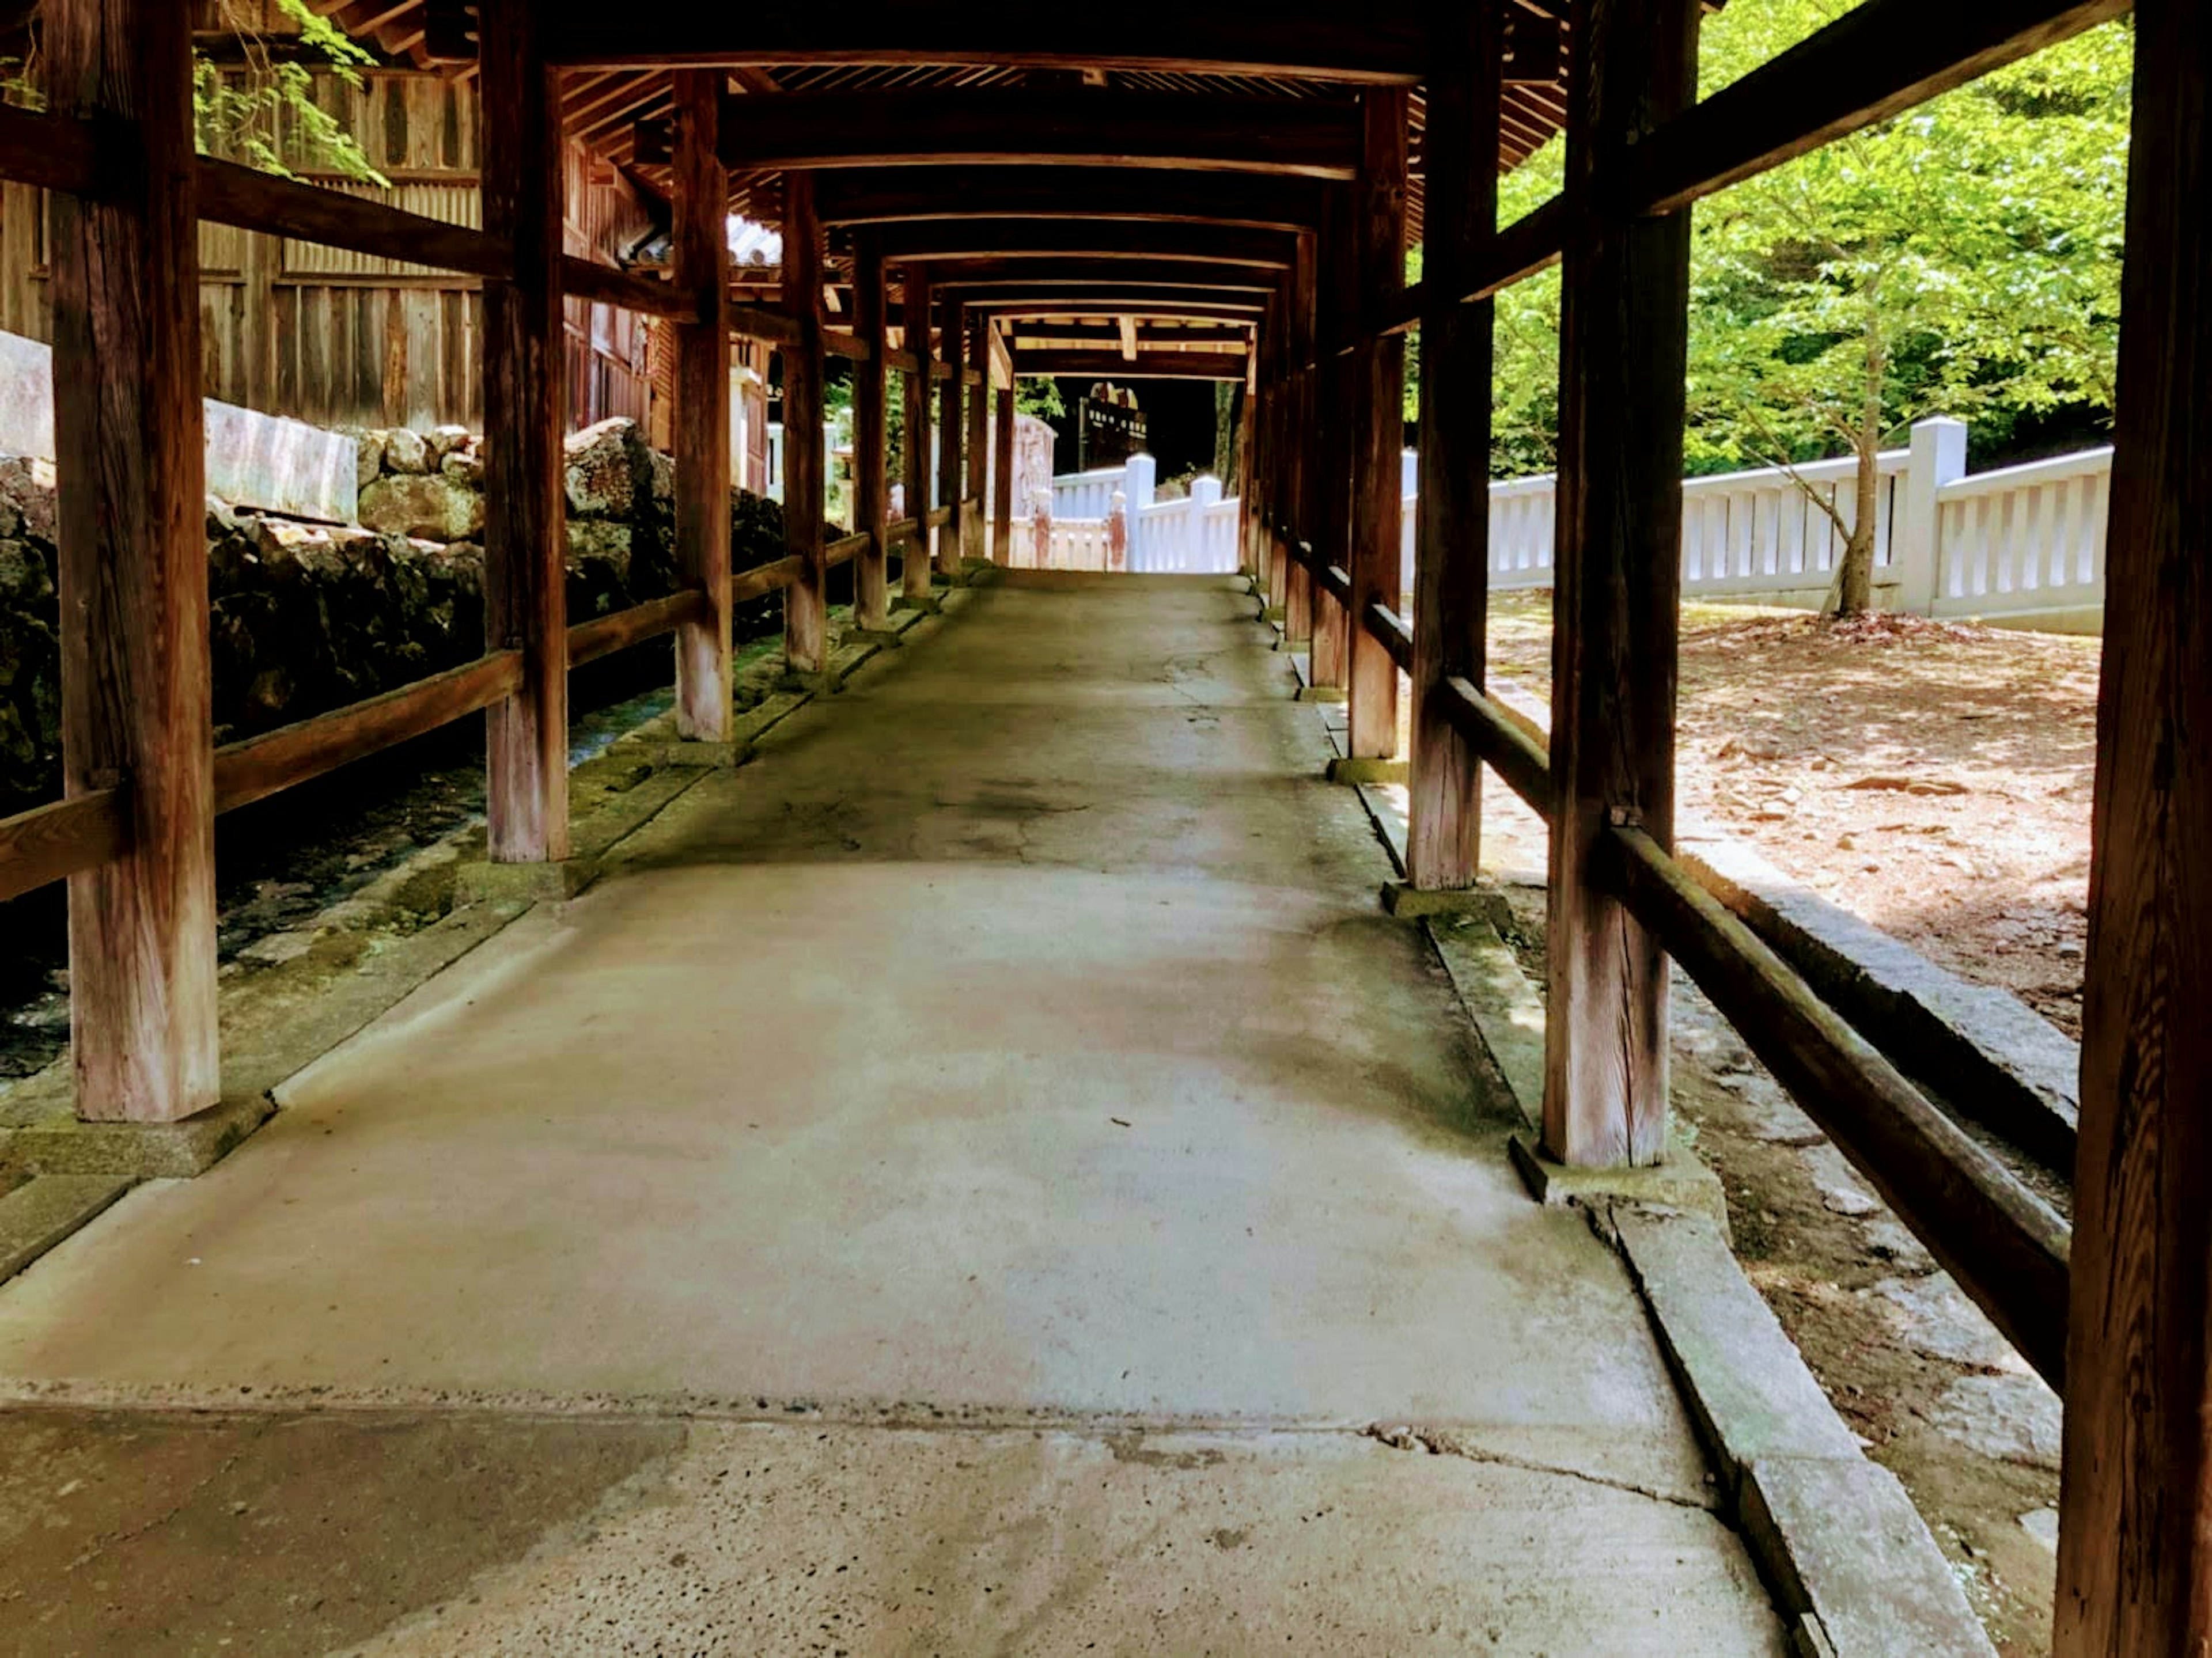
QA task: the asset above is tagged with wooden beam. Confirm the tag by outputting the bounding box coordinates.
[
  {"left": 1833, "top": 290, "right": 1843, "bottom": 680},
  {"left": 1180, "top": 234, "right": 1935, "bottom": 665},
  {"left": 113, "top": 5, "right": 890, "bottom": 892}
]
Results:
[
  {"left": 872, "top": 220, "right": 1296, "bottom": 270},
  {"left": 783, "top": 172, "right": 829, "bottom": 675},
  {"left": 1011, "top": 350, "right": 1253, "bottom": 381},
  {"left": 1283, "top": 234, "right": 1317, "bottom": 641},
  {"left": 2056, "top": 2, "right": 2212, "bottom": 1646},
  {"left": 479, "top": 0, "right": 569, "bottom": 864},
  {"left": 964, "top": 317, "right": 990, "bottom": 562},
  {"left": 853, "top": 234, "right": 892, "bottom": 627},
  {"left": 1607, "top": 822, "right": 2070, "bottom": 1387},
  {"left": 543, "top": 5, "right": 1430, "bottom": 83},
  {"left": 729, "top": 305, "right": 802, "bottom": 349},
  {"left": 1543, "top": 0, "right": 1702, "bottom": 1168},
  {"left": 0, "top": 103, "right": 101, "bottom": 196},
  {"left": 561, "top": 253, "right": 697, "bottom": 321},
  {"left": 902, "top": 266, "right": 934, "bottom": 600},
  {"left": 731, "top": 552, "right": 807, "bottom": 604},
  {"left": 567, "top": 594, "right": 710, "bottom": 671},
  {"left": 672, "top": 68, "right": 732, "bottom": 741},
  {"left": 1345, "top": 87, "right": 1407, "bottom": 762},
  {"left": 213, "top": 652, "right": 526, "bottom": 814},
  {"left": 0, "top": 789, "right": 128, "bottom": 906},
  {"left": 1007, "top": 321, "right": 1251, "bottom": 347},
  {"left": 993, "top": 383, "right": 1016, "bottom": 566},
  {"left": 932, "top": 259, "right": 1276, "bottom": 294},
  {"left": 817, "top": 167, "right": 1326, "bottom": 233},
  {"left": 719, "top": 89, "right": 1362, "bottom": 180},
  {"left": 199, "top": 159, "right": 512, "bottom": 279},
  {"left": 1407, "top": 5, "right": 1501, "bottom": 894},
  {"left": 48, "top": 0, "right": 217, "bottom": 1122},
  {"left": 935, "top": 292, "right": 965, "bottom": 578},
  {"left": 1627, "top": 0, "right": 2129, "bottom": 217},
  {"left": 1439, "top": 677, "right": 1552, "bottom": 821},
  {"left": 972, "top": 296, "right": 1269, "bottom": 320}
]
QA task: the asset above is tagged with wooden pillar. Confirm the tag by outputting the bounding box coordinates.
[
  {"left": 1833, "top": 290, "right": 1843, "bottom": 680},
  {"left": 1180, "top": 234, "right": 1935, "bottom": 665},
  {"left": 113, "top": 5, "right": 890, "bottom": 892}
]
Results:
[
  {"left": 852, "top": 234, "right": 891, "bottom": 629},
  {"left": 1542, "top": 0, "right": 1700, "bottom": 1167},
  {"left": 479, "top": 0, "right": 569, "bottom": 863},
  {"left": 993, "top": 382, "right": 1016, "bottom": 564},
  {"left": 48, "top": 0, "right": 217, "bottom": 1122},
  {"left": 672, "top": 68, "right": 732, "bottom": 739},
  {"left": 902, "top": 267, "right": 934, "bottom": 600},
  {"left": 1407, "top": 6, "right": 1501, "bottom": 891},
  {"left": 782, "top": 173, "right": 828, "bottom": 674},
  {"left": 964, "top": 316, "right": 990, "bottom": 563},
  {"left": 1345, "top": 88, "right": 1408, "bottom": 761},
  {"left": 935, "top": 294, "right": 965, "bottom": 577},
  {"left": 1309, "top": 187, "right": 1355, "bottom": 694},
  {"left": 2055, "top": 3, "right": 2212, "bottom": 1648}
]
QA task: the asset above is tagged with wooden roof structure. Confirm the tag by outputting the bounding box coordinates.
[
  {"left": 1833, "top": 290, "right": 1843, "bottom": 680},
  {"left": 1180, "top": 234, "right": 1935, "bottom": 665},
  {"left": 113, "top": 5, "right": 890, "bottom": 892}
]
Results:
[{"left": 0, "top": 3, "right": 2199, "bottom": 1652}]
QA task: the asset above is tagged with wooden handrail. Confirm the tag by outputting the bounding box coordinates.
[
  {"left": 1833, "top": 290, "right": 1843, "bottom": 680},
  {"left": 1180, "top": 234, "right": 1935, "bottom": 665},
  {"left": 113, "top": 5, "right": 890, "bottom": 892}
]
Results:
[
  {"left": 213, "top": 651, "right": 525, "bottom": 816},
  {"left": 731, "top": 553, "right": 808, "bottom": 602},
  {"left": 1363, "top": 601, "right": 1413, "bottom": 673},
  {"left": 926, "top": 505, "right": 953, "bottom": 529},
  {"left": 887, "top": 516, "right": 921, "bottom": 544},
  {"left": 1438, "top": 676, "right": 1554, "bottom": 818},
  {"left": 0, "top": 104, "right": 101, "bottom": 196},
  {"left": 0, "top": 787, "right": 128, "bottom": 905},
  {"left": 561, "top": 255, "right": 699, "bottom": 323},
  {"left": 1320, "top": 563, "right": 1353, "bottom": 605},
  {"left": 883, "top": 346, "right": 922, "bottom": 374},
  {"left": 825, "top": 530, "right": 872, "bottom": 567},
  {"left": 1604, "top": 822, "right": 2071, "bottom": 1389},
  {"left": 825, "top": 329, "right": 872, "bottom": 361},
  {"left": 198, "top": 159, "right": 514, "bottom": 280},
  {"left": 567, "top": 589, "right": 711, "bottom": 669}
]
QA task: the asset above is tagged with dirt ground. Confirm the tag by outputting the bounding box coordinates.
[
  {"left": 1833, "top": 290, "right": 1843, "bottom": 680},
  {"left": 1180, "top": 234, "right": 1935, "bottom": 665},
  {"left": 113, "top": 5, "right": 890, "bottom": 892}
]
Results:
[
  {"left": 1486, "top": 592, "right": 2099, "bottom": 1038},
  {"left": 1458, "top": 591, "right": 2092, "bottom": 1656}
]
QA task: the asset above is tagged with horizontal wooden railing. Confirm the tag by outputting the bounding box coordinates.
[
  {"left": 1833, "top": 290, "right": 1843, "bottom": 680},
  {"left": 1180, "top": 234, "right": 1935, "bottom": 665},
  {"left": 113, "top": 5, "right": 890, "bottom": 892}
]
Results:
[
  {"left": 560, "top": 255, "right": 698, "bottom": 322},
  {"left": 0, "top": 104, "right": 100, "bottom": 196},
  {"left": 0, "top": 788, "right": 128, "bottom": 906},
  {"left": 212, "top": 651, "right": 525, "bottom": 817},
  {"left": 825, "top": 530, "right": 872, "bottom": 567},
  {"left": 825, "top": 330, "right": 871, "bottom": 362},
  {"left": 732, "top": 553, "right": 808, "bottom": 603},
  {"left": 730, "top": 306, "right": 802, "bottom": 349},
  {"left": 888, "top": 516, "right": 921, "bottom": 544},
  {"left": 568, "top": 589, "right": 711, "bottom": 669},
  {"left": 926, "top": 506, "right": 953, "bottom": 530},
  {"left": 1604, "top": 823, "right": 2070, "bottom": 1388},
  {"left": 198, "top": 159, "right": 513, "bottom": 279},
  {"left": 1364, "top": 601, "right": 1413, "bottom": 673}
]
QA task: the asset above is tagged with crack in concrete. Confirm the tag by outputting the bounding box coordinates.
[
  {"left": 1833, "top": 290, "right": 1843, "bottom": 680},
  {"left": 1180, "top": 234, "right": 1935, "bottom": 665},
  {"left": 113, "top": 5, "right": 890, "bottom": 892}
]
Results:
[
  {"left": 1361, "top": 1422, "right": 1718, "bottom": 1512},
  {"left": 61, "top": 1438, "right": 257, "bottom": 1575}
]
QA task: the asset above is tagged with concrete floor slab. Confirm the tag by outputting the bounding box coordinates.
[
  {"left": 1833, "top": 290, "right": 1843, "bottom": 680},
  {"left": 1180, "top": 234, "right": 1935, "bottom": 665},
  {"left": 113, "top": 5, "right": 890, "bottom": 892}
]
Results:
[{"left": 0, "top": 575, "right": 1783, "bottom": 1651}]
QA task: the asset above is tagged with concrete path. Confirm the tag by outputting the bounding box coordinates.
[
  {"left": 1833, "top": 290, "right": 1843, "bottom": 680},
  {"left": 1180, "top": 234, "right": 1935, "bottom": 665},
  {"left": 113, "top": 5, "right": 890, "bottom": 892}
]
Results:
[{"left": 0, "top": 574, "right": 1785, "bottom": 1654}]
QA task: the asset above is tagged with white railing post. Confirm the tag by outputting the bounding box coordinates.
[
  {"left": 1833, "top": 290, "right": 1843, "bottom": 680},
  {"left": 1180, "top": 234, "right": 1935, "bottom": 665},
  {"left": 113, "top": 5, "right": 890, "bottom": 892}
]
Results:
[
  {"left": 1190, "top": 475, "right": 1222, "bottom": 574},
  {"left": 1896, "top": 416, "right": 1968, "bottom": 614},
  {"left": 1123, "top": 452, "right": 1156, "bottom": 570}
]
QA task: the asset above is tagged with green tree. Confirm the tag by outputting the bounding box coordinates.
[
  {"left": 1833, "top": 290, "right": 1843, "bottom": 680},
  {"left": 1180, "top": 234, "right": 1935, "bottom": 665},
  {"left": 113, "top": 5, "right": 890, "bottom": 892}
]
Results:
[{"left": 1463, "top": 1, "right": 2129, "bottom": 615}]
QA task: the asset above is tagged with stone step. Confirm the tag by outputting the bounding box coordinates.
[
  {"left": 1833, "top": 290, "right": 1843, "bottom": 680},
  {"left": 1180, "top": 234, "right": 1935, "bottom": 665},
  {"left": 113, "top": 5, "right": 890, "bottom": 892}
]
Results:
[{"left": 0, "top": 1174, "right": 134, "bottom": 1285}]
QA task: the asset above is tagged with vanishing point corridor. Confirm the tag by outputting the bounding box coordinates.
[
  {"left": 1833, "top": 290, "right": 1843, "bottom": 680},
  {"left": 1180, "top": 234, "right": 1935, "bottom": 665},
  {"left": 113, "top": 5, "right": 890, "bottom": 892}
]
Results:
[{"left": 0, "top": 576, "right": 1783, "bottom": 1652}]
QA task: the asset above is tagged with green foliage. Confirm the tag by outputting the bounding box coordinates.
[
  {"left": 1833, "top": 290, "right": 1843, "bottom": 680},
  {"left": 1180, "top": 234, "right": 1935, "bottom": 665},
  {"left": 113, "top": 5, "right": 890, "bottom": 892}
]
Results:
[
  {"left": 2, "top": 1, "right": 385, "bottom": 184},
  {"left": 1453, "top": 0, "right": 2130, "bottom": 536},
  {"left": 1016, "top": 377, "right": 1066, "bottom": 420},
  {"left": 199, "top": 1, "right": 388, "bottom": 184}
]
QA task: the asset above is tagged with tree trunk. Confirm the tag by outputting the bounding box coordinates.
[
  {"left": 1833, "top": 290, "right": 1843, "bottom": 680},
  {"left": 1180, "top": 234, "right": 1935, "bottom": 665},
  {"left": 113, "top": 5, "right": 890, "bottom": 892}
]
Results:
[{"left": 1832, "top": 336, "right": 1887, "bottom": 617}]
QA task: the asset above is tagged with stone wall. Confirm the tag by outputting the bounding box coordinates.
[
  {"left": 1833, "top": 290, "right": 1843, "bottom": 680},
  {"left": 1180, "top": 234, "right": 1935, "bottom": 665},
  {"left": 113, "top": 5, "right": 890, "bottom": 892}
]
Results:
[{"left": 0, "top": 418, "right": 790, "bottom": 818}]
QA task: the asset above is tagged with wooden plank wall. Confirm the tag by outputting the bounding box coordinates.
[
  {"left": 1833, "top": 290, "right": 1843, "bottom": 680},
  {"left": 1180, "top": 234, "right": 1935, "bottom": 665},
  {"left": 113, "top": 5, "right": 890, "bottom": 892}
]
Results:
[{"left": 0, "top": 66, "right": 657, "bottom": 435}]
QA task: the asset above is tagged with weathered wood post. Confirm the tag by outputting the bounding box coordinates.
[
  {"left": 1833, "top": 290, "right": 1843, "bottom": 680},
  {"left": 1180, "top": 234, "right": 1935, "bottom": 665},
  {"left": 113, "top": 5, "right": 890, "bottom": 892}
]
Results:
[
  {"left": 1283, "top": 233, "right": 1319, "bottom": 648},
  {"left": 1343, "top": 88, "right": 1408, "bottom": 767},
  {"left": 901, "top": 267, "right": 934, "bottom": 602},
  {"left": 1031, "top": 489, "right": 1052, "bottom": 570},
  {"left": 935, "top": 294, "right": 965, "bottom": 578},
  {"left": 782, "top": 173, "right": 828, "bottom": 676},
  {"left": 965, "top": 316, "right": 991, "bottom": 564},
  {"left": 48, "top": 0, "right": 218, "bottom": 1121},
  {"left": 2055, "top": 2, "right": 2212, "bottom": 1648},
  {"left": 479, "top": 0, "right": 570, "bottom": 865},
  {"left": 672, "top": 68, "right": 733, "bottom": 739},
  {"left": 993, "top": 382, "right": 1017, "bottom": 564},
  {"left": 1542, "top": 0, "right": 1702, "bottom": 1167},
  {"left": 1107, "top": 490, "right": 1128, "bottom": 572},
  {"left": 1404, "top": 5, "right": 1502, "bottom": 894},
  {"left": 1308, "top": 187, "right": 1355, "bottom": 701},
  {"left": 852, "top": 234, "right": 892, "bottom": 631}
]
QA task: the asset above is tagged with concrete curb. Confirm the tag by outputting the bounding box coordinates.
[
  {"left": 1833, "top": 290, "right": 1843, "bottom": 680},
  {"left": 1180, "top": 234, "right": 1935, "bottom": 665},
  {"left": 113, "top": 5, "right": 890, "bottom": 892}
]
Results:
[{"left": 0, "top": 1174, "right": 134, "bottom": 1284}]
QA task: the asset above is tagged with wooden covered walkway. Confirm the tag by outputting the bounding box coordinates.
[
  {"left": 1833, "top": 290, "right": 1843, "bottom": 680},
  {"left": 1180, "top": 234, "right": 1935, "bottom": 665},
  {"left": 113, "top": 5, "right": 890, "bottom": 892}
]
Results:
[
  {"left": 0, "top": 0, "right": 2205, "bottom": 1649},
  {"left": 0, "top": 574, "right": 1786, "bottom": 1652}
]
